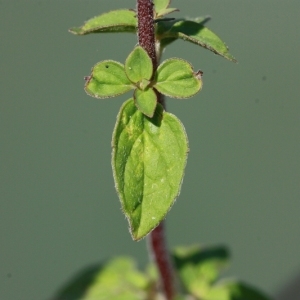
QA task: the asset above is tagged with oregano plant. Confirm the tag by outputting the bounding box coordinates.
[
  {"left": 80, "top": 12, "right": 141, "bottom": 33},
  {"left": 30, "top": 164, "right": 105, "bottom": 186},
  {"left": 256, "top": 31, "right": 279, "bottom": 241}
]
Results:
[{"left": 52, "top": 1, "right": 272, "bottom": 299}]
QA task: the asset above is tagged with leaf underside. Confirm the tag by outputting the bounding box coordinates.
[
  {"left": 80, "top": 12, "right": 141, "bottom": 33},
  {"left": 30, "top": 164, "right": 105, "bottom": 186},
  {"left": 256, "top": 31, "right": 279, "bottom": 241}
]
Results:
[
  {"left": 69, "top": 9, "right": 137, "bottom": 35},
  {"left": 112, "top": 99, "right": 188, "bottom": 240},
  {"left": 159, "top": 20, "right": 236, "bottom": 62}
]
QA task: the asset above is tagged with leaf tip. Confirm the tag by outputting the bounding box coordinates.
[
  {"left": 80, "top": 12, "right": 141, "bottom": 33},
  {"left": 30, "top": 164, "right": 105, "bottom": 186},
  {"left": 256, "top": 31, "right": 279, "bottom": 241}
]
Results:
[{"left": 68, "top": 27, "right": 83, "bottom": 35}]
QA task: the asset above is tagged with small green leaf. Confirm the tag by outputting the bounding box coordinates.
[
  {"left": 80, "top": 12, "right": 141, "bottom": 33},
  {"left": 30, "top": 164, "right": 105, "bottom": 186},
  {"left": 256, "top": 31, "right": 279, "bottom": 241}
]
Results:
[
  {"left": 153, "top": 0, "right": 178, "bottom": 18},
  {"left": 52, "top": 257, "right": 149, "bottom": 300},
  {"left": 173, "top": 245, "right": 229, "bottom": 298},
  {"left": 83, "top": 257, "right": 149, "bottom": 300},
  {"left": 85, "top": 60, "right": 133, "bottom": 98},
  {"left": 112, "top": 99, "right": 189, "bottom": 240},
  {"left": 206, "top": 280, "right": 272, "bottom": 300},
  {"left": 155, "top": 58, "right": 202, "bottom": 98},
  {"left": 156, "top": 8, "right": 179, "bottom": 18},
  {"left": 153, "top": 0, "right": 170, "bottom": 12},
  {"left": 69, "top": 9, "right": 137, "bottom": 35},
  {"left": 166, "top": 20, "right": 236, "bottom": 62},
  {"left": 139, "top": 78, "right": 151, "bottom": 91},
  {"left": 134, "top": 88, "right": 157, "bottom": 117},
  {"left": 125, "top": 46, "right": 153, "bottom": 83}
]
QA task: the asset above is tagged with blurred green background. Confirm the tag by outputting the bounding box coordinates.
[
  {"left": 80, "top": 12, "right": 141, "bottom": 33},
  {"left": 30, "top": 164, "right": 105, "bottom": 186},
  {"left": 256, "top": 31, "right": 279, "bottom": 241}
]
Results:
[{"left": 1, "top": 1, "right": 299, "bottom": 299}]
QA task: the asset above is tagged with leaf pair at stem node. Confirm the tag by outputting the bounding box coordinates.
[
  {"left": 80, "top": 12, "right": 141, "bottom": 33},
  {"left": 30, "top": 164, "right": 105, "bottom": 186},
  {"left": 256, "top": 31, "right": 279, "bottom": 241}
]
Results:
[{"left": 85, "top": 46, "right": 203, "bottom": 118}]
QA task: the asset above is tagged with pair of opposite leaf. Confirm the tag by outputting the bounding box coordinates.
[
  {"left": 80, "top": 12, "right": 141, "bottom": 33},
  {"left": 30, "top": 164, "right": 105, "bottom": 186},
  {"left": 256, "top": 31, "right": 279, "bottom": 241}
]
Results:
[
  {"left": 70, "top": 0, "right": 236, "bottom": 240},
  {"left": 69, "top": 4, "right": 236, "bottom": 63},
  {"left": 85, "top": 46, "right": 203, "bottom": 117}
]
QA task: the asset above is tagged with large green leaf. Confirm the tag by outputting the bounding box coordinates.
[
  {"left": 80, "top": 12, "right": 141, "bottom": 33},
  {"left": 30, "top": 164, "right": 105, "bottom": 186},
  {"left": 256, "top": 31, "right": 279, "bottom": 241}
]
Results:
[
  {"left": 69, "top": 9, "right": 137, "bottom": 35},
  {"left": 155, "top": 58, "right": 202, "bottom": 98},
  {"left": 206, "top": 280, "right": 272, "bottom": 300},
  {"left": 159, "top": 20, "right": 236, "bottom": 62},
  {"left": 85, "top": 60, "right": 133, "bottom": 98},
  {"left": 112, "top": 99, "right": 189, "bottom": 240},
  {"left": 173, "top": 245, "right": 229, "bottom": 298}
]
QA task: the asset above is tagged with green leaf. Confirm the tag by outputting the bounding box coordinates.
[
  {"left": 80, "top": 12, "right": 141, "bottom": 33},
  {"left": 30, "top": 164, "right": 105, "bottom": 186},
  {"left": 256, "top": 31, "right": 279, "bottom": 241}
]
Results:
[
  {"left": 112, "top": 99, "right": 189, "bottom": 240},
  {"left": 206, "top": 280, "right": 272, "bottom": 300},
  {"left": 69, "top": 9, "right": 137, "bottom": 35},
  {"left": 165, "top": 20, "right": 236, "bottom": 62},
  {"left": 134, "top": 88, "right": 157, "bottom": 118},
  {"left": 173, "top": 245, "right": 229, "bottom": 298},
  {"left": 153, "top": 0, "right": 178, "bottom": 18},
  {"left": 155, "top": 58, "right": 202, "bottom": 98},
  {"left": 85, "top": 60, "right": 133, "bottom": 98},
  {"left": 125, "top": 46, "right": 153, "bottom": 84},
  {"left": 153, "top": 0, "right": 170, "bottom": 12},
  {"left": 83, "top": 257, "right": 149, "bottom": 300},
  {"left": 156, "top": 8, "right": 179, "bottom": 18},
  {"left": 52, "top": 257, "right": 149, "bottom": 300}
]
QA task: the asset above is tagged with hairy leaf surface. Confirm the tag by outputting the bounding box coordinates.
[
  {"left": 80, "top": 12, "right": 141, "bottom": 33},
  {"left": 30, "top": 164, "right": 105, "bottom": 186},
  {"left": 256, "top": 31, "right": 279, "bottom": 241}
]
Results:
[
  {"left": 155, "top": 58, "right": 202, "bottom": 98},
  {"left": 112, "top": 99, "right": 188, "bottom": 240},
  {"left": 125, "top": 46, "right": 153, "bottom": 84},
  {"left": 69, "top": 9, "right": 137, "bottom": 35},
  {"left": 134, "top": 88, "right": 157, "bottom": 118},
  {"left": 168, "top": 20, "right": 236, "bottom": 62},
  {"left": 85, "top": 61, "right": 133, "bottom": 98}
]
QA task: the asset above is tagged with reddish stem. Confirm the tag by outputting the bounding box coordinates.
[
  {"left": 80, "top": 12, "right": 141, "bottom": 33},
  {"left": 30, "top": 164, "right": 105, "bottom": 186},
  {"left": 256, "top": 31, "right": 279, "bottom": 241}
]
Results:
[
  {"left": 137, "top": 1, "right": 175, "bottom": 299},
  {"left": 137, "top": 0, "right": 157, "bottom": 69},
  {"left": 137, "top": 0, "right": 164, "bottom": 106},
  {"left": 148, "top": 222, "right": 175, "bottom": 299}
]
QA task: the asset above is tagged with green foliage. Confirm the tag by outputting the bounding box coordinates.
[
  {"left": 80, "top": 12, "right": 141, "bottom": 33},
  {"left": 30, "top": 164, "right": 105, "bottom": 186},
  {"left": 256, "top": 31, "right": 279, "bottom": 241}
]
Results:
[
  {"left": 156, "top": 19, "right": 236, "bottom": 62},
  {"left": 173, "top": 245, "right": 230, "bottom": 297},
  {"left": 85, "top": 46, "right": 202, "bottom": 117},
  {"left": 206, "top": 281, "right": 271, "bottom": 300},
  {"left": 134, "top": 88, "right": 157, "bottom": 117},
  {"left": 153, "top": 0, "right": 179, "bottom": 18},
  {"left": 53, "top": 245, "right": 271, "bottom": 300},
  {"left": 112, "top": 99, "right": 188, "bottom": 240},
  {"left": 65, "top": 0, "right": 271, "bottom": 299},
  {"left": 53, "top": 257, "right": 150, "bottom": 300},
  {"left": 69, "top": 9, "right": 137, "bottom": 34},
  {"left": 125, "top": 47, "right": 153, "bottom": 84},
  {"left": 70, "top": 6, "right": 235, "bottom": 62},
  {"left": 155, "top": 58, "right": 202, "bottom": 98},
  {"left": 85, "top": 61, "right": 133, "bottom": 98}
]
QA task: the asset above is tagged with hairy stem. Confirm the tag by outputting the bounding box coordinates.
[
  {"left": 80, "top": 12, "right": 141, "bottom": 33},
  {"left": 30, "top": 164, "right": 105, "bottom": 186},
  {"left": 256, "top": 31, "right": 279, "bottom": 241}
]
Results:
[
  {"left": 148, "top": 222, "right": 176, "bottom": 299},
  {"left": 137, "top": 0, "right": 175, "bottom": 299},
  {"left": 137, "top": 0, "right": 165, "bottom": 107},
  {"left": 137, "top": 0, "right": 157, "bottom": 69}
]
